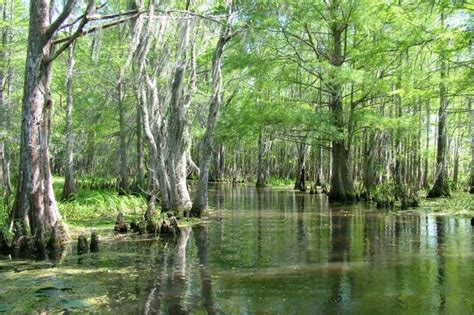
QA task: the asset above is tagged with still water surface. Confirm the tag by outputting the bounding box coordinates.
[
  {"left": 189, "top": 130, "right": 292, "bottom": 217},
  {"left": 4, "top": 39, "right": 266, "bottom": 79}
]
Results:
[{"left": 1, "top": 184, "right": 473, "bottom": 314}]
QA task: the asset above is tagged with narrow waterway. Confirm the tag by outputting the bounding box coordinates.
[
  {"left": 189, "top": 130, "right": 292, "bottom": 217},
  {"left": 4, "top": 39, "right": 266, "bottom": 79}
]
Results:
[{"left": 1, "top": 184, "right": 473, "bottom": 313}]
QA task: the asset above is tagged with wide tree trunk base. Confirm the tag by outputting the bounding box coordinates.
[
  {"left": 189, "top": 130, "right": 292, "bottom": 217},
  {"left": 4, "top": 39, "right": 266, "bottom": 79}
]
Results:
[
  {"left": 190, "top": 206, "right": 203, "bottom": 218},
  {"left": 61, "top": 188, "right": 76, "bottom": 201},
  {"left": 427, "top": 181, "right": 450, "bottom": 198},
  {"left": 0, "top": 222, "right": 68, "bottom": 260},
  {"left": 328, "top": 191, "right": 356, "bottom": 203}
]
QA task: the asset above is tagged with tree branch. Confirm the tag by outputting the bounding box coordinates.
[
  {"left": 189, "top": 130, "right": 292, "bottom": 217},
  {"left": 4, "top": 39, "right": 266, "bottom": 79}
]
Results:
[
  {"left": 52, "top": 11, "right": 144, "bottom": 46},
  {"left": 45, "top": 0, "right": 77, "bottom": 39},
  {"left": 59, "top": 1, "right": 108, "bottom": 30},
  {"left": 48, "top": 0, "right": 95, "bottom": 63}
]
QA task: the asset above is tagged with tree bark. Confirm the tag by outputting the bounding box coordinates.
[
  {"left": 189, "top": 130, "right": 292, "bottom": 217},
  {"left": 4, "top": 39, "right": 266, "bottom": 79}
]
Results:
[
  {"left": 362, "top": 131, "right": 377, "bottom": 200},
  {"left": 394, "top": 66, "right": 408, "bottom": 207},
  {"left": 135, "top": 98, "right": 144, "bottom": 186},
  {"left": 314, "top": 144, "right": 325, "bottom": 186},
  {"left": 327, "top": 16, "right": 355, "bottom": 202},
  {"left": 428, "top": 20, "right": 450, "bottom": 198},
  {"left": 469, "top": 98, "right": 473, "bottom": 194},
  {"left": 423, "top": 100, "right": 430, "bottom": 189},
  {"left": 0, "top": 1, "right": 12, "bottom": 198},
  {"left": 192, "top": 1, "right": 233, "bottom": 217},
  {"left": 61, "top": 42, "right": 76, "bottom": 200},
  {"left": 117, "top": 80, "right": 129, "bottom": 194},
  {"left": 294, "top": 143, "right": 308, "bottom": 191},
  {"left": 255, "top": 131, "right": 267, "bottom": 188},
  {"left": 215, "top": 143, "right": 225, "bottom": 182},
  {"left": 9, "top": 0, "right": 77, "bottom": 240},
  {"left": 166, "top": 19, "right": 193, "bottom": 212},
  {"left": 135, "top": 7, "right": 171, "bottom": 213}
]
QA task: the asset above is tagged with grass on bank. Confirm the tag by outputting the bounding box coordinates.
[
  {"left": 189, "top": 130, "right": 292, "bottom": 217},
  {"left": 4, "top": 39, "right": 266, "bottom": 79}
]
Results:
[
  {"left": 266, "top": 177, "right": 295, "bottom": 188},
  {"left": 0, "top": 178, "right": 206, "bottom": 237},
  {"left": 0, "top": 178, "right": 472, "bottom": 231}
]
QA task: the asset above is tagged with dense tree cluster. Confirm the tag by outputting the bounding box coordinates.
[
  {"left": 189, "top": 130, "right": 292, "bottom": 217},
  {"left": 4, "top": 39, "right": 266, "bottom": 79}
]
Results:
[{"left": 0, "top": 0, "right": 472, "bottom": 247}]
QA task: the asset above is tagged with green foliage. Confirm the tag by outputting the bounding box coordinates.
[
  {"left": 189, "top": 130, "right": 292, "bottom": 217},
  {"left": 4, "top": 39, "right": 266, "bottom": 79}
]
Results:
[
  {"left": 0, "top": 195, "right": 13, "bottom": 228},
  {"left": 266, "top": 177, "right": 294, "bottom": 188},
  {"left": 373, "top": 182, "right": 396, "bottom": 208},
  {"left": 58, "top": 188, "right": 148, "bottom": 226},
  {"left": 0, "top": 0, "right": 472, "bottom": 233},
  {"left": 45, "top": 177, "right": 145, "bottom": 227},
  {"left": 422, "top": 192, "right": 474, "bottom": 216}
]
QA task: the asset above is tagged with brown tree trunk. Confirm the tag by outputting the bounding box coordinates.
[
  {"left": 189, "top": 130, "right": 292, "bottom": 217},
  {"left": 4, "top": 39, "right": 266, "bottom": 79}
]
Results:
[
  {"left": 428, "top": 28, "right": 450, "bottom": 198},
  {"left": 469, "top": 98, "right": 473, "bottom": 194},
  {"left": 327, "top": 17, "right": 355, "bottom": 202},
  {"left": 0, "top": 1, "right": 12, "bottom": 199},
  {"left": 416, "top": 98, "right": 423, "bottom": 189},
  {"left": 117, "top": 80, "right": 129, "bottom": 194},
  {"left": 135, "top": 7, "right": 171, "bottom": 213},
  {"left": 135, "top": 99, "right": 144, "bottom": 186},
  {"left": 9, "top": 0, "right": 77, "bottom": 240},
  {"left": 423, "top": 100, "right": 430, "bottom": 189},
  {"left": 394, "top": 68, "right": 408, "bottom": 207},
  {"left": 216, "top": 143, "right": 225, "bottom": 182},
  {"left": 362, "top": 131, "right": 377, "bottom": 200},
  {"left": 314, "top": 144, "right": 325, "bottom": 186},
  {"left": 191, "top": 4, "right": 233, "bottom": 216},
  {"left": 294, "top": 143, "right": 308, "bottom": 191},
  {"left": 166, "top": 18, "right": 193, "bottom": 212},
  {"left": 255, "top": 131, "right": 267, "bottom": 188},
  {"left": 61, "top": 42, "right": 76, "bottom": 200}
]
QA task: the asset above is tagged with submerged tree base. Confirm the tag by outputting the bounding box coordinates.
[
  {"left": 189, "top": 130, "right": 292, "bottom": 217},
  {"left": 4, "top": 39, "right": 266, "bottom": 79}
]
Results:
[
  {"left": 0, "top": 222, "right": 68, "bottom": 260},
  {"left": 328, "top": 191, "right": 356, "bottom": 203},
  {"left": 427, "top": 177, "right": 451, "bottom": 198},
  {"left": 116, "top": 211, "right": 182, "bottom": 238}
]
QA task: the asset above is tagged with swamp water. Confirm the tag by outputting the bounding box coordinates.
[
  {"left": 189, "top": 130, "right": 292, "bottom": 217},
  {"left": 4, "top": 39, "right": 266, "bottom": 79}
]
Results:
[{"left": 0, "top": 184, "right": 473, "bottom": 314}]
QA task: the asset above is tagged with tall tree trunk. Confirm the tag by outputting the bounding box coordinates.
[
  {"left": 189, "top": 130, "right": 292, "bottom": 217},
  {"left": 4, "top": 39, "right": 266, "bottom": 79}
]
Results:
[
  {"left": 117, "top": 80, "right": 129, "bottom": 194},
  {"left": 9, "top": 0, "right": 77, "bottom": 240},
  {"left": 167, "top": 69, "right": 191, "bottom": 211},
  {"left": 139, "top": 80, "right": 165, "bottom": 216},
  {"left": 255, "top": 131, "right": 267, "bottom": 188},
  {"left": 61, "top": 42, "right": 76, "bottom": 200},
  {"left": 452, "top": 114, "right": 462, "bottom": 188},
  {"left": 423, "top": 100, "right": 430, "bottom": 189},
  {"left": 294, "top": 142, "right": 308, "bottom": 191},
  {"left": 166, "top": 17, "right": 193, "bottom": 212},
  {"left": 428, "top": 19, "right": 450, "bottom": 198},
  {"left": 314, "top": 144, "right": 325, "bottom": 186},
  {"left": 452, "top": 140, "right": 459, "bottom": 187},
  {"left": 327, "top": 18, "right": 354, "bottom": 202},
  {"left": 362, "top": 131, "right": 377, "bottom": 200},
  {"left": 0, "top": 2, "right": 6, "bottom": 193},
  {"left": 192, "top": 3, "right": 233, "bottom": 216},
  {"left": 135, "top": 99, "right": 144, "bottom": 186},
  {"left": 416, "top": 98, "right": 423, "bottom": 189},
  {"left": 135, "top": 7, "right": 171, "bottom": 213},
  {"left": 215, "top": 143, "right": 225, "bottom": 182},
  {"left": 0, "top": 1, "right": 12, "bottom": 199},
  {"left": 469, "top": 98, "right": 473, "bottom": 194},
  {"left": 394, "top": 66, "right": 408, "bottom": 207}
]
